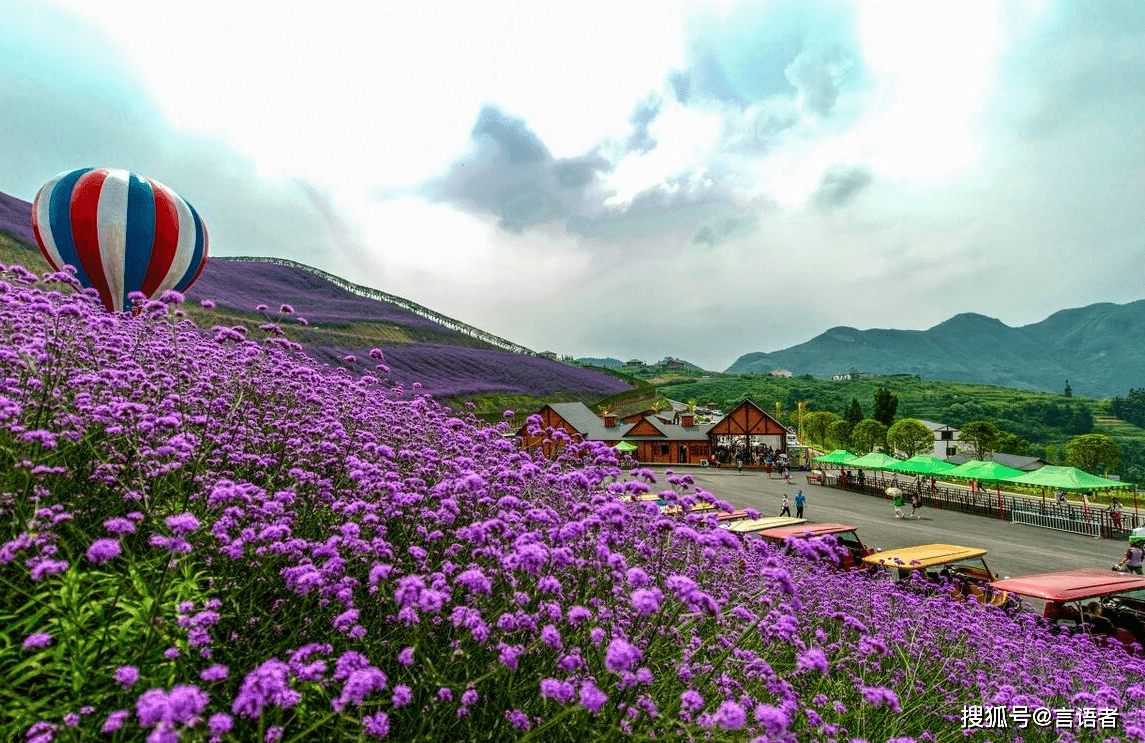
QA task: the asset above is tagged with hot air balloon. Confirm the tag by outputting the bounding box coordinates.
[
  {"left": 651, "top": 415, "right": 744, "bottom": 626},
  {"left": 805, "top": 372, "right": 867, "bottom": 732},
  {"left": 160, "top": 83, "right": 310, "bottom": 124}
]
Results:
[{"left": 31, "top": 168, "right": 208, "bottom": 312}]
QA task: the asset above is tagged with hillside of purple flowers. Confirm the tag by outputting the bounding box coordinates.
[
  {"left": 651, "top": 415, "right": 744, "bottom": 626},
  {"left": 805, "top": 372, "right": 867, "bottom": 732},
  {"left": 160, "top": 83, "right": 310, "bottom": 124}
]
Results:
[
  {"left": 0, "top": 189, "right": 36, "bottom": 245},
  {"left": 305, "top": 342, "right": 632, "bottom": 399},
  {"left": 2, "top": 262, "right": 1144, "bottom": 742},
  {"left": 188, "top": 260, "right": 454, "bottom": 333},
  {"left": 0, "top": 189, "right": 629, "bottom": 402}
]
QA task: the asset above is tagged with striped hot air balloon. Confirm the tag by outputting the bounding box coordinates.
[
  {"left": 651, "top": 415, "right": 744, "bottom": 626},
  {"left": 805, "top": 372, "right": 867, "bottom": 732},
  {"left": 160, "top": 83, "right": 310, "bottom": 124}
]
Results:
[{"left": 31, "top": 167, "right": 208, "bottom": 312}]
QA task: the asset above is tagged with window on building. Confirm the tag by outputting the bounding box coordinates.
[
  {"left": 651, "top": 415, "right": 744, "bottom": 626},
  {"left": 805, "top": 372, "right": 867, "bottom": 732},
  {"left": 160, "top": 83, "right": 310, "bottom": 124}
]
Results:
[
  {"left": 659, "top": 444, "right": 670, "bottom": 456},
  {"left": 941, "top": 431, "right": 954, "bottom": 441}
]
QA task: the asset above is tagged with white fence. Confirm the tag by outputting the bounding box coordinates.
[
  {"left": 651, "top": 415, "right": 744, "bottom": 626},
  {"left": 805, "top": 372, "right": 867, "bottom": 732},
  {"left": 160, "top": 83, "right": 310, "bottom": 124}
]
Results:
[{"left": 1011, "top": 507, "right": 1101, "bottom": 537}]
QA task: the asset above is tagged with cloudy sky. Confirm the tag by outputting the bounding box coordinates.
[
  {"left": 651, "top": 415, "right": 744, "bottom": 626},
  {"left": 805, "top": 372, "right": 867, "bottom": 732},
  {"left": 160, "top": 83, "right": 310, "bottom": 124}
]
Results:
[{"left": 3, "top": 0, "right": 1144, "bottom": 370}]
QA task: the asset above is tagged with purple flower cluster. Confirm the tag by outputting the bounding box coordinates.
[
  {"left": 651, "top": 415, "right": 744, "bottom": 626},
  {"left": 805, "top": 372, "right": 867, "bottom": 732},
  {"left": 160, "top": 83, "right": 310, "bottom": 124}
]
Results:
[{"left": 0, "top": 261, "right": 1143, "bottom": 742}]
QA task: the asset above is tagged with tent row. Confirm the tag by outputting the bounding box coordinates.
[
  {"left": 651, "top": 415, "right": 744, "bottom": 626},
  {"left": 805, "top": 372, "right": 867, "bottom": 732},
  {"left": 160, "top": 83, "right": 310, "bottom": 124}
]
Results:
[{"left": 812, "top": 450, "right": 1131, "bottom": 492}]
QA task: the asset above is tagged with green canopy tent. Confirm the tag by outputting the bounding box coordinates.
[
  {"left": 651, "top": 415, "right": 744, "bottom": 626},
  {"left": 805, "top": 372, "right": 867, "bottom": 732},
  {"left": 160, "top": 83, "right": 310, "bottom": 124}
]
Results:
[
  {"left": 847, "top": 452, "right": 901, "bottom": 489},
  {"left": 813, "top": 450, "right": 858, "bottom": 466},
  {"left": 946, "top": 460, "right": 1027, "bottom": 516},
  {"left": 848, "top": 452, "right": 900, "bottom": 470},
  {"left": 1002, "top": 465, "right": 1131, "bottom": 492},
  {"left": 612, "top": 441, "right": 638, "bottom": 452},
  {"left": 883, "top": 455, "right": 957, "bottom": 476},
  {"left": 1002, "top": 464, "right": 1132, "bottom": 512}
]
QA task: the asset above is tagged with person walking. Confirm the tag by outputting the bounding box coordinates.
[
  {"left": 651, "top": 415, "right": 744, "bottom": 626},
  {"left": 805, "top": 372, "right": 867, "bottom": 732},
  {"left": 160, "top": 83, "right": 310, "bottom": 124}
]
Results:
[
  {"left": 892, "top": 491, "right": 906, "bottom": 519},
  {"left": 794, "top": 490, "right": 805, "bottom": 518},
  {"left": 1120, "top": 542, "right": 1144, "bottom": 575},
  {"left": 909, "top": 492, "right": 922, "bottom": 520},
  {"left": 779, "top": 495, "right": 791, "bottom": 517}
]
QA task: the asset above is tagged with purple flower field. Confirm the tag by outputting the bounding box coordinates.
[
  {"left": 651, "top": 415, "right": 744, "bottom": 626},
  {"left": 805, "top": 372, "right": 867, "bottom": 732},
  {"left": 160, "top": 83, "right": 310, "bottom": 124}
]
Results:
[
  {"left": 0, "top": 189, "right": 629, "bottom": 401},
  {"left": 187, "top": 260, "right": 452, "bottom": 333},
  {"left": 1, "top": 263, "right": 1144, "bottom": 742},
  {"left": 0, "top": 189, "right": 38, "bottom": 246},
  {"left": 306, "top": 343, "right": 632, "bottom": 399}
]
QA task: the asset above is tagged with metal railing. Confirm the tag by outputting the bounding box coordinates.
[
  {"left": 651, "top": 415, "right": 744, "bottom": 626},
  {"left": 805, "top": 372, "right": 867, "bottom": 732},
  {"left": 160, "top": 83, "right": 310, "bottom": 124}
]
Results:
[
  {"left": 820, "top": 472, "right": 1142, "bottom": 541},
  {"left": 1011, "top": 507, "right": 1101, "bottom": 537}
]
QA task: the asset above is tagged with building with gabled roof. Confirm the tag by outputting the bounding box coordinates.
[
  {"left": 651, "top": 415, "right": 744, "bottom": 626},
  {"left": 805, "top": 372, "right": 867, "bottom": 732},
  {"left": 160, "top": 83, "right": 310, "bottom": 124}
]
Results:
[
  {"left": 917, "top": 419, "right": 961, "bottom": 458},
  {"left": 518, "top": 399, "right": 789, "bottom": 464}
]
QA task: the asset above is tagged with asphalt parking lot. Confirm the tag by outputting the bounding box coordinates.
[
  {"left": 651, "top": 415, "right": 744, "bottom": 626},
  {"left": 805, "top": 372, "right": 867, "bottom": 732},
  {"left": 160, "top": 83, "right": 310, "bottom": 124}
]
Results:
[{"left": 643, "top": 466, "right": 1131, "bottom": 579}]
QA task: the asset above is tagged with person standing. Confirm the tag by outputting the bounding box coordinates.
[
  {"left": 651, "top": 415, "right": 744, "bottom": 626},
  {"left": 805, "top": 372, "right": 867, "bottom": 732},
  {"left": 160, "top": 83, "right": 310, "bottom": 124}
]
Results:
[
  {"left": 794, "top": 490, "right": 805, "bottom": 518},
  {"left": 910, "top": 492, "right": 922, "bottom": 520},
  {"left": 893, "top": 491, "right": 906, "bottom": 519},
  {"left": 779, "top": 495, "right": 791, "bottom": 517},
  {"left": 1120, "top": 542, "right": 1144, "bottom": 575},
  {"left": 1110, "top": 498, "right": 1125, "bottom": 530}
]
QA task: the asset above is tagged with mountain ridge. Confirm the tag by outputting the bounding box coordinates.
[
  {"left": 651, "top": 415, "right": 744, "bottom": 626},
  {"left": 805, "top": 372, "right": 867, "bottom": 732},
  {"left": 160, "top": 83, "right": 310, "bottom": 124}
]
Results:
[{"left": 727, "top": 300, "right": 1145, "bottom": 398}]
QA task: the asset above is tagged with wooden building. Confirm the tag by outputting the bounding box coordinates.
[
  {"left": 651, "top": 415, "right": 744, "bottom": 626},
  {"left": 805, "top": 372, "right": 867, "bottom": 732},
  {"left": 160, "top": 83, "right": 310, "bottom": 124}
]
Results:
[
  {"left": 706, "top": 399, "right": 790, "bottom": 455},
  {"left": 518, "top": 399, "right": 789, "bottom": 464}
]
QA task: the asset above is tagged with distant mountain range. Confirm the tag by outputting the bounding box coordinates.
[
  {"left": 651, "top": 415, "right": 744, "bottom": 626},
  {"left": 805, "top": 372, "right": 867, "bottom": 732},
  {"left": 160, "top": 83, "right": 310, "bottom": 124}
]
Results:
[{"left": 727, "top": 305, "right": 1145, "bottom": 398}]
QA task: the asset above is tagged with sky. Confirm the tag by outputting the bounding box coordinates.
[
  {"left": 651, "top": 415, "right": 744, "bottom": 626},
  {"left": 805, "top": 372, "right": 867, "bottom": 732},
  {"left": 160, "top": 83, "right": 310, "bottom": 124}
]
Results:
[{"left": 2, "top": 0, "right": 1144, "bottom": 371}]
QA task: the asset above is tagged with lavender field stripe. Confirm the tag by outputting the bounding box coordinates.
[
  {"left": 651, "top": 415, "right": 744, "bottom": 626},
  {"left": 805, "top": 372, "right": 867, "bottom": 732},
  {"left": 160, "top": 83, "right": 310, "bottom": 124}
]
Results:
[{"left": 218, "top": 256, "right": 537, "bottom": 355}]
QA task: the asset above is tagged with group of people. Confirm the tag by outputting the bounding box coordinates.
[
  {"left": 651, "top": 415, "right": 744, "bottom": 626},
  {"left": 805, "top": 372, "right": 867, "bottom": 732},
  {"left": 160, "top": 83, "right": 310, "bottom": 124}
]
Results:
[
  {"left": 779, "top": 489, "right": 805, "bottom": 518},
  {"left": 892, "top": 490, "right": 924, "bottom": 520}
]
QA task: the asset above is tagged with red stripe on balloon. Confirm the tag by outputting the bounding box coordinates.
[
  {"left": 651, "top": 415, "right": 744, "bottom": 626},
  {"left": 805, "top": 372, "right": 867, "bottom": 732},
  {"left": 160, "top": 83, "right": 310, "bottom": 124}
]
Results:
[
  {"left": 70, "top": 169, "right": 114, "bottom": 311},
  {"left": 141, "top": 179, "right": 179, "bottom": 297}
]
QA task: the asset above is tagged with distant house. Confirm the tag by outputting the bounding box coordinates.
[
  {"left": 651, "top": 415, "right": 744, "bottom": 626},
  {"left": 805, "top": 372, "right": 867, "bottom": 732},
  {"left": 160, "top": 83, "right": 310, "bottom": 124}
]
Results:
[
  {"left": 517, "top": 399, "right": 790, "bottom": 465},
  {"left": 832, "top": 373, "right": 853, "bottom": 381},
  {"left": 625, "top": 359, "right": 646, "bottom": 367},
  {"left": 664, "top": 359, "right": 685, "bottom": 370},
  {"left": 538, "top": 351, "right": 558, "bottom": 360},
  {"left": 918, "top": 419, "right": 960, "bottom": 458},
  {"left": 770, "top": 368, "right": 793, "bottom": 377}
]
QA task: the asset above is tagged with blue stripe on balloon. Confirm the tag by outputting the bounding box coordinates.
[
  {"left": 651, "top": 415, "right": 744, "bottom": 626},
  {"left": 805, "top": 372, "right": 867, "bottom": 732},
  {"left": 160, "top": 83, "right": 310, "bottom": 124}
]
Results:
[
  {"left": 123, "top": 172, "right": 156, "bottom": 308},
  {"left": 174, "top": 200, "right": 206, "bottom": 292},
  {"left": 48, "top": 168, "right": 95, "bottom": 289}
]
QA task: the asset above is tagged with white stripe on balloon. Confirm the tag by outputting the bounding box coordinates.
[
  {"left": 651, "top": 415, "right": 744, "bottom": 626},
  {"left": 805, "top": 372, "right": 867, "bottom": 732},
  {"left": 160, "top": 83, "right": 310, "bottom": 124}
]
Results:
[
  {"left": 96, "top": 169, "right": 130, "bottom": 312},
  {"left": 33, "top": 171, "right": 69, "bottom": 272}
]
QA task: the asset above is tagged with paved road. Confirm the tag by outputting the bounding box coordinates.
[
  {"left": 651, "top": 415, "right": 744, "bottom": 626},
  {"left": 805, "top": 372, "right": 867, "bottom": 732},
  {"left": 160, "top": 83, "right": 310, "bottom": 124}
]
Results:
[{"left": 653, "top": 467, "right": 1128, "bottom": 579}]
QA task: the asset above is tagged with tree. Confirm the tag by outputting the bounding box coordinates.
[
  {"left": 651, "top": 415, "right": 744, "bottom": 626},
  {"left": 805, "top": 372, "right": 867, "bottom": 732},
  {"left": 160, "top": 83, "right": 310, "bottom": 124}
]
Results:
[
  {"left": 872, "top": 388, "right": 898, "bottom": 427},
  {"left": 995, "top": 430, "right": 1031, "bottom": 456},
  {"left": 803, "top": 411, "right": 840, "bottom": 446},
  {"left": 886, "top": 418, "right": 935, "bottom": 459},
  {"left": 959, "top": 420, "right": 999, "bottom": 461},
  {"left": 851, "top": 419, "right": 888, "bottom": 455},
  {"left": 843, "top": 398, "right": 864, "bottom": 426},
  {"left": 1064, "top": 433, "right": 1121, "bottom": 474},
  {"left": 827, "top": 420, "right": 853, "bottom": 450},
  {"left": 1064, "top": 380, "right": 1073, "bottom": 397}
]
